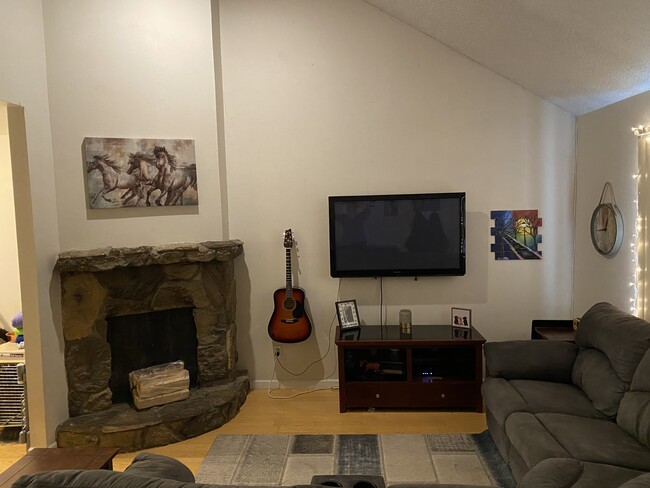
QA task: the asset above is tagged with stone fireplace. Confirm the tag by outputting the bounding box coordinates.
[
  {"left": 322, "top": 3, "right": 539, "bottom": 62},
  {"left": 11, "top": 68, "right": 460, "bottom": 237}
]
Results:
[{"left": 55, "top": 241, "right": 249, "bottom": 451}]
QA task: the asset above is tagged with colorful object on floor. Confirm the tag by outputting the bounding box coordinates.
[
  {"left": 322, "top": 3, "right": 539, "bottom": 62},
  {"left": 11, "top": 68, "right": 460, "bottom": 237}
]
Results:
[
  {"left": 491, "top": 210, "right": 543, "bottom": 260},
  {"left": 11, "top": 311, "right": 24, "bottom": 344}
]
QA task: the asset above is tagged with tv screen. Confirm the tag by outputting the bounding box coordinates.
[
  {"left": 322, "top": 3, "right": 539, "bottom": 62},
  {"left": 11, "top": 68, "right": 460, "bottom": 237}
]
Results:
[{"left": 329, "top": 193, "right": 466, "bottom": 277}]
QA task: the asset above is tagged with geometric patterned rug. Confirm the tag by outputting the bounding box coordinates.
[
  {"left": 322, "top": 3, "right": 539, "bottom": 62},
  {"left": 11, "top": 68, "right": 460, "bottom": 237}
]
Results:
[{"left": 196, "top": 432, "right": 515, "bottom": 487}]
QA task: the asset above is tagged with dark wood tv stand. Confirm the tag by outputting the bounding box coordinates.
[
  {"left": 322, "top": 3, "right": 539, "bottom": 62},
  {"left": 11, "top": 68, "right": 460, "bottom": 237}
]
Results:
[{"left": 335, "top": 325, "right": 485, "bottom": 413}]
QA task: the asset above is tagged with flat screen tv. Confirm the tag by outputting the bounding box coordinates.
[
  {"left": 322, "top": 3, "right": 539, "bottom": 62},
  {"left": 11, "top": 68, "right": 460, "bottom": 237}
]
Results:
[{"left": 328, "top": 192, "right": 466, "bottom": 277}]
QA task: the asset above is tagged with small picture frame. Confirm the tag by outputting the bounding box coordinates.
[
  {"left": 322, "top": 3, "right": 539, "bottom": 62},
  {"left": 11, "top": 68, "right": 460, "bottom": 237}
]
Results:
[
  {"left": 451, "top": 307, "right": 471, "bottom": 329},
  {"left": 340, "top": 328, "right": 360, "bottom": 341},
  {"left": 336, "top": 299, "right": 361, "bottom": 330}
]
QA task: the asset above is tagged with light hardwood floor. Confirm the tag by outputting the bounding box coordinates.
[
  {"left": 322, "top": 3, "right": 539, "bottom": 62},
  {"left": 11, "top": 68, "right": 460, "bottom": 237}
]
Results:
[{"left": 0, "top": 389, "right": 487, "bottom": 475}]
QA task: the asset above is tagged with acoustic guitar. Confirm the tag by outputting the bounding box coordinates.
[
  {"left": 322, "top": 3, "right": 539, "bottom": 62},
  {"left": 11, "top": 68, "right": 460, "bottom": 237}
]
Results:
[{"left": 268, "top": 229, "right": 312, "bottom": 343}]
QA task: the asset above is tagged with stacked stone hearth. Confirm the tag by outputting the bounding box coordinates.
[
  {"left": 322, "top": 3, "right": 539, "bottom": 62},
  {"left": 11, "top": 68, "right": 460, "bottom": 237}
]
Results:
[{"left": 55, "top": 241, "right": 249, "bottom": 452}]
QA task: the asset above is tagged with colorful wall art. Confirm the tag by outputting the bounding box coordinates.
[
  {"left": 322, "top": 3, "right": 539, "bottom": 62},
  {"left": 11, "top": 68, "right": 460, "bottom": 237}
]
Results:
[
  {"left": 490, "top": 210, "right": 542, "bottom": 260},
  {"left": 83, "top": 137, "right": 198, "bottom": 208}
]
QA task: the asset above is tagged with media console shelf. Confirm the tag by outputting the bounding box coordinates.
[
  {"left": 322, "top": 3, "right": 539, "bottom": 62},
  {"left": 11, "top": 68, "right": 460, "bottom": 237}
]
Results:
[{"left": 335, "top": 324, "right": 485, "bottom": 413}]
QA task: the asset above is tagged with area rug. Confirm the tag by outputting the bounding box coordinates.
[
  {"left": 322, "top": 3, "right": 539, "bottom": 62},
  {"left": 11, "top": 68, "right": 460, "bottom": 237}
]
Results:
[{"left": 196, "top": 431, "right": 515, "bottom": 487}]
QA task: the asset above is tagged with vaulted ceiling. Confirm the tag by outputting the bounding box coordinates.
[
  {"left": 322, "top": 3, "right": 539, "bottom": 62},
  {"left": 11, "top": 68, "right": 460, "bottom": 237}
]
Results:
[{"left": 364, "top": 0, "right": 650, "bottom": 116}]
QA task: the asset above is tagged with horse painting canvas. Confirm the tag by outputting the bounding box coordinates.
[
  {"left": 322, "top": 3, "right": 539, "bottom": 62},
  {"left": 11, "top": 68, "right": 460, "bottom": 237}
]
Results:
[{"left": 83, "top": 137, "right": 199, "bottom": 208}]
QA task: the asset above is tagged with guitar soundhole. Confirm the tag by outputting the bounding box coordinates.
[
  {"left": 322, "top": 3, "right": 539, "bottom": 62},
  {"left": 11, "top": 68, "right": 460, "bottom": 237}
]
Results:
[{"left": 283, "top": 298, "right": 296, "bottom": 311}]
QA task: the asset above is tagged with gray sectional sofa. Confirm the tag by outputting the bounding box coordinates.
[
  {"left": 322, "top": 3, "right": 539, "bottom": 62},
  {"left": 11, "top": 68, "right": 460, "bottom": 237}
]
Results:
[{"left": 482, "top": 302, "right": 650, "bottom": 488}]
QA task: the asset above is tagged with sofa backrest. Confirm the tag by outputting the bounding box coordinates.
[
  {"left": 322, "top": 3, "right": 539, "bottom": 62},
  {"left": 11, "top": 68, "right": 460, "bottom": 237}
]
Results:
[
  {"left": 571, "top": 302, "right": 650, "bottom": 418},
  {"left": 618, "top": 349, "right": 650, "bottom": 448}
]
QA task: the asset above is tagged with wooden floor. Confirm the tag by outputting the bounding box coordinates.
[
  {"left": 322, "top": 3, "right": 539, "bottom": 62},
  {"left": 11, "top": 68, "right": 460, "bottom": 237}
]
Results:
[{"left": 0, "top": 389, "right": 487, "bottom": 475}]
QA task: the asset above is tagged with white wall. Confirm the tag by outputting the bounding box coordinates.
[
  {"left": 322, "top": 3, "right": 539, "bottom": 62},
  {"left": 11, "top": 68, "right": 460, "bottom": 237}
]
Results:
[
  {"left": 574, "top": 92, "right": 650, "bottom": 315},
  {"left": 42, "top": 0, "right": 224, "bottom": 250},
  {"left": 219, "top": 0, "right": 576, "bottom": 385},
  {"left": 0, "top": 108, "right": 22, "bottom": 331},
  {"left": 0, "top": 0, "right": 66, "bottom": 447},
  {"left": 1, "top": 0, "right": 580, "bottom": 445}
]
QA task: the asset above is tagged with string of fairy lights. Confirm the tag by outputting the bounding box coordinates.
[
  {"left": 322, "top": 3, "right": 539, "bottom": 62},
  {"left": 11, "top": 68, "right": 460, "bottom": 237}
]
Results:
[{"left": 631, "top": 125, "right": 650, "bottom": 317}]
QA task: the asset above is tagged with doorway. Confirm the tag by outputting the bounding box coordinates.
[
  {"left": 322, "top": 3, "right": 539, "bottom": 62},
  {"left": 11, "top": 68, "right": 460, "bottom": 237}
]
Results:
[{"left": 0, "top": 103, "right": 28, "bottom": 446}]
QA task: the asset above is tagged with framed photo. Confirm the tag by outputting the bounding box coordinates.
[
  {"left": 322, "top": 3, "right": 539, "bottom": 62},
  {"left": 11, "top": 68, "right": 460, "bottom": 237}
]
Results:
[
  {"left": 340, "top": 328, "right": 360, "bottom": 341},
  {"left": 336, "top": 300, "right": 361, "bottom": 330},
  {"left": 451, "top": 307, "right": 471, "bottom": 329}
]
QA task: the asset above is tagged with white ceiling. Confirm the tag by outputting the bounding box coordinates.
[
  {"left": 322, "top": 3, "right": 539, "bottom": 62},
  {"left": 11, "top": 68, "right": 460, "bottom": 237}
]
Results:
[{"left": 364, "top": 0, "right": 650, "bottom": 116}]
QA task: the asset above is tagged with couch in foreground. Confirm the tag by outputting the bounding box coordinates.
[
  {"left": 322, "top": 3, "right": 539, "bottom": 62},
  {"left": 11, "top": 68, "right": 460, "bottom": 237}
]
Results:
[
  {"left": 482, "top": 302, "right": 650, "bottom": 488},
  {"left": 11, "top": 452, "right": 487, "bottom": 488}
]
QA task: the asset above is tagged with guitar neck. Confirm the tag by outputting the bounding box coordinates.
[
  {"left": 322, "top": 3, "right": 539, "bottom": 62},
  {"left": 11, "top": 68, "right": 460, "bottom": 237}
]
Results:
[{"left": 285, "top": 248, "right": 293, "bottom": 297}]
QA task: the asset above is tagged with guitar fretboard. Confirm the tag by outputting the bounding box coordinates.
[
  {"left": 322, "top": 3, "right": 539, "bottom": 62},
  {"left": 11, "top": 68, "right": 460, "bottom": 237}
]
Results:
[{"left": 285, "top": 247, "right": 293, "bottom": 298}]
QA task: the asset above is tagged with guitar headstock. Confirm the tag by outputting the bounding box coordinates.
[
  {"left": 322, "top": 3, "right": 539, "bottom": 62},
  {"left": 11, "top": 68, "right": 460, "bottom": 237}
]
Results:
[{"left": 283, "top": 229, "right": 294, "bottom": 248}]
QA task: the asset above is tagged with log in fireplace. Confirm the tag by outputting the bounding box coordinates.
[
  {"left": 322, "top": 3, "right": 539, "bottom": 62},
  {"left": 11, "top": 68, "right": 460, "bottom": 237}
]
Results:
[{"left": 107, "top": 307, "right": 199, "bottom": 404}]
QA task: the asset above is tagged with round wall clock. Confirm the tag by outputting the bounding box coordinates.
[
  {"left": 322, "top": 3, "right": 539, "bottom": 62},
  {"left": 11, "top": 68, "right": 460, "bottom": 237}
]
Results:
[{"left": 590, "top": 202, "right": 624, "bottom": 256}]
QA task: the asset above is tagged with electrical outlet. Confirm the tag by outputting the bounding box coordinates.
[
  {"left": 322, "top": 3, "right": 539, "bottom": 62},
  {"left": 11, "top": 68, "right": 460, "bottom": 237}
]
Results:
[{"left": 274, "top": 346, "right": 281, "bottom": 357}]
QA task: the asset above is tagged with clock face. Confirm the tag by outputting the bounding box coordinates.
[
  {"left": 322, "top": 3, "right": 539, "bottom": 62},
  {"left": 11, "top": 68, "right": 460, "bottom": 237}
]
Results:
[{"left": 590, "top": 203, "right": 623, "bottom": 256}]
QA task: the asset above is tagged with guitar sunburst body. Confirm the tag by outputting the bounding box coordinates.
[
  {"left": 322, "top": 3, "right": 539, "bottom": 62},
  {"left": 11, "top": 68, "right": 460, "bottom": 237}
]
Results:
[
  {"left": 268, "top": 287, "right": 311, "bottom": 343},
  {"left": 268, "top": 229, "right": 312, "bottom": 344}
]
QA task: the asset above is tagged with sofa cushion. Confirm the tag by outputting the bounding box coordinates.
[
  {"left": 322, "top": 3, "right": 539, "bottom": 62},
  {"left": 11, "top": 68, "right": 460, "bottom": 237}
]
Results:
[
  {"left": 536, "top": 413, "right": 650, "bottom": 472},
  {"left": 12, "top": 470, "right": 297, "bottom": 488},
  {"left": 571, "top": 348, "right": 626, "bottom": 417},
  {"left": 124, "top": 453, "right": 195, "bottom": 482},
  {"left": 504, "top": 412, "right": 570, "bottom": 470},
  {"left": 620, "top": 473, "right": 650, "bottom": 488},
  {"left": 508, "top": 379, "right": 604, "bottom": 419},
  {"left": 571, "top": 303, "right": 650, "bottom": 418},
  {"left": 481, "top": 377, "right": 528, "bottom": 429},
  {"left": 631, "top": 349, "right": 650, "bottom": 392},
  {"left": 618, "top": 350, "right": 650, "bottom": 448},
  {"left": 519, "top": 458, "right": 646, "bottom": 488},
  {"left": 482, "top": 377, "right": 604, "bottom": 432},
  {"left": 484, "top": 341, "right": 577, "bottom": 383},
  {"left": 13, "top": 470, "right": 197, "bottom": 488},
  {"left": 575, "top": 303, "right": 650, "bottom": 385},
  {"left": 388, "top": 485, "right": 491, "bottom": 488}
]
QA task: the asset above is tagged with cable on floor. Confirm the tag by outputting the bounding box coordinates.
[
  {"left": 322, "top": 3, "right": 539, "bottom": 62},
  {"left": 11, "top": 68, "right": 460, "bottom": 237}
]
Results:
[{"left": 267, "top": 279, "right": 342, "bottom": 399}]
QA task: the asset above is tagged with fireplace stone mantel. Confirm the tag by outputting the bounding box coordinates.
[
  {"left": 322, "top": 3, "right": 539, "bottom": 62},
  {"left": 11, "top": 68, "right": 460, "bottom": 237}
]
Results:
[
  {"left": 55, "top": 240, "right": 248, "bottom": 451},
  {"left": 57, "top": 240, "right": 243, "bottom": 272}
]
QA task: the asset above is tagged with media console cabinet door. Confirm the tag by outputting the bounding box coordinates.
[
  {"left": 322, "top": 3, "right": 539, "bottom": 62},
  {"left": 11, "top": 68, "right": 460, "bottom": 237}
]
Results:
[{"left": 345, "top": 383, "right": 411, "bottom": 409}]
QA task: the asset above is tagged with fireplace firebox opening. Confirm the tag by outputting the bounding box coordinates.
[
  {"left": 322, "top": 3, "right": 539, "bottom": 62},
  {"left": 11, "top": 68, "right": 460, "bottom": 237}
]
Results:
[{"left": 107, "top": 307, "right": 199, "bottom": 404}]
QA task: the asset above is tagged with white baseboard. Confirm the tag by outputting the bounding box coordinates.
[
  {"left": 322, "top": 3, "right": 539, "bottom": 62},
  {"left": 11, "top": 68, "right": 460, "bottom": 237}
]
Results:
[{"left": 251, "top": 378, "right": 339, "bottom": 390}]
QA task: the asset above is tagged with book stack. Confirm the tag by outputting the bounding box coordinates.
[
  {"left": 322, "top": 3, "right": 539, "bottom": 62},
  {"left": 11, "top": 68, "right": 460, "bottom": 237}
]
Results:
[{"left": 129, "top": 360, "right": 189, "bottom": 410}]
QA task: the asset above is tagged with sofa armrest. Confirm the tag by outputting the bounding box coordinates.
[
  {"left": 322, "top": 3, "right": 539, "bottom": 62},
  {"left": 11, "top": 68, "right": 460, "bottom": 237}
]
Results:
[
  {"left": 518, "top": 458, "right": 582, "bottom": 488},
  {"left": 519, "top": 458, "right": 649, "bottom": 488},
  {"left": 388, "top": 485, "right": 491, "bottom": 488},
  {"left": 484, "top": 341, "right": 578, "bottom": 383},
  {"left": 620, "top": 474, "right": 650, "bottom": 488},
  {"left": 388, "top": 483, "right": 492, "bottom": 488},
  {"left": 12, "top": 470, "right": 194, "bottom": 488},
  {"left": 124, "top": 452, "right": 195, "bottom": 482}
]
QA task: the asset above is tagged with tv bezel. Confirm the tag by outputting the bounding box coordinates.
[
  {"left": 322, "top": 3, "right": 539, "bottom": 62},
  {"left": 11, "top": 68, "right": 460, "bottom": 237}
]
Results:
[{"left": 328, "top": 192, "right": 466, "bottom": 278}]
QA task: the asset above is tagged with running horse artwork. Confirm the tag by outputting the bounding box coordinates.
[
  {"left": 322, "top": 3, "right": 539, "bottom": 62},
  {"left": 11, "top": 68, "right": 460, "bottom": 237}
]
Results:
[
  {"left": 126, "top": 147, "right": 198, "bottom": 206},
  {"left": 125, "top": 151, "right": 166, "bottom": 207},
  {"left": 83, "top": 137, "right": 199, "bottom": 208},
  {"left": 152, "top": 146, "right": 198, "bottom": 206},
  {"left": 86, "top": 154, "right": 144, "bottom": 207}
]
